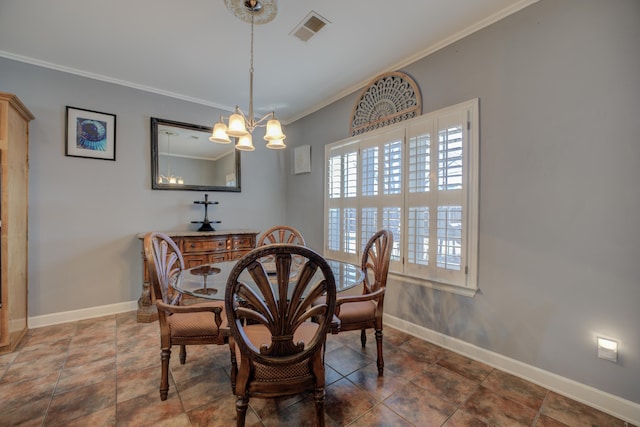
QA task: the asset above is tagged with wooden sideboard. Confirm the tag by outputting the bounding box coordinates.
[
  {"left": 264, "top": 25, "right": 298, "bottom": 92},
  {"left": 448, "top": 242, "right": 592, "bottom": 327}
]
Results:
[{"left": 136, "top": 230, "right": 259, "bottom": 322}]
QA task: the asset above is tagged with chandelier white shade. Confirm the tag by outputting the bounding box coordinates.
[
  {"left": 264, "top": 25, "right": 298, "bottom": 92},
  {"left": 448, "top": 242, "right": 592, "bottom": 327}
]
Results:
[
  {"left": 210, "top": 121, "right": 231, "bottom": 144},
  {"left": 235, "top": 134, "right": 255, "bottom": 151},
  {"left": 210, "top": 0, "right": 285, "bottom": 151}
]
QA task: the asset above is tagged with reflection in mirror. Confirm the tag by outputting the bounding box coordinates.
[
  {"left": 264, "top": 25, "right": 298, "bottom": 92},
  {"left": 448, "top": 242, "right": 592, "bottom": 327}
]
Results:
[{"left": 151, "top": 117, "right": 241, "bottom": 192}]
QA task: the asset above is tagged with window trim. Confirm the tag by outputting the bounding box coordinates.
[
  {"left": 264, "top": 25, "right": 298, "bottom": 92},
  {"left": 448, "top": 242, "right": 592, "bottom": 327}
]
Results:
[{"left": 324, "top": 98, "right": 479, "bottom": 296}]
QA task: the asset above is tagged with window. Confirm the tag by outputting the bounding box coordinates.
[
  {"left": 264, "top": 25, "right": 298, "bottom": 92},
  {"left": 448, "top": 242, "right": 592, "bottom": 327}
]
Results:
[{"left": 324, "top": 99, "right": 479, "bottom": 295}]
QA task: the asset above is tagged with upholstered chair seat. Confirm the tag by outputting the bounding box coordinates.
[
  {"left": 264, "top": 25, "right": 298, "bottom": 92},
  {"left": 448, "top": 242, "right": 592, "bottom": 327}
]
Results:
[
  {"left": 166, "top": 302, "right": 227, "bottom": 339},
  {"left": 334, "top": 300, "right": 376, "bottom": 325}
]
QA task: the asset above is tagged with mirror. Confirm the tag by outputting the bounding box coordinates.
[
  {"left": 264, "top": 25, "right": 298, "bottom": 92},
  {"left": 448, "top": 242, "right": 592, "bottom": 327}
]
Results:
[{"left": 151, "top": 117, "right": 241, "bottom": 192}]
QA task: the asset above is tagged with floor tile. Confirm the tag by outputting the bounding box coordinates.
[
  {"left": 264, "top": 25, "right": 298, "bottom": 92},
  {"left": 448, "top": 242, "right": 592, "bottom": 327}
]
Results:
[
  {"left": 2, "top": 353, "right": 66, "bottom": 384},
  {"left": 348, "top": 403, "right": 414, "bottom": 427},
  {"left": 540, "top": 391, "right": 630, "bottom": 427},
  {"left": 115, "top": 387, "right": 184, "bottom": 425},
  {"left": 325, "top": 377, "right": 377, "bottom": 425},
  {"left": 0, "top": 349, "right": 18, "bottom": 369},
  {"left": 460, "top": 385, "right": 538, "bottom": 426},
  {"left": 65, "top": 341, "right": 116, "bottom": 368},
  {"left": 45, "top": 378, "right": 117, "bottom": 426},
  {"left": 188, "top": 392, "right": 261, "bottom": 426},
  {"left": 481, "top": 369, "right": 547, "bottom": 410},
  {"left": 116, "top": 346, "right": 158, "bottom": 376},
  {"left": 347, "top": 365, "right": 410, "bottom": 401},
  {"left": 2, "top": 396, "right": 51, "bottom": 427},
  {"left": 379, "top": 328, "right": 413, "bottom": 347},
  {"left": 261, "top": 394, "right": 342, "bottom": 427},
  {"left": 58, "top": 406, "right": 117, "bottom": 427},
  {"left": 174, "top": 368, "right": 231, "bottom": 412},
  {"left": 168, "top": 345, "right": 226, "bottom": 383},
  {"left": 436, "top": 350, "right": 493, "bottom": 383},
  {"left": 443, "top": 409, "right": 489, "bottom": 426},
  {"left": 383, "top": 383, "right": 457, "bottom": 426},
  {"left": 0, "top": 371, "right": 59, "bottom": 406},
  {"left": 410, "top": 362, "right": 479, "bottom": 405},
  {"left": 116, "top": 364, "right": 159, "bottom": 403},
  {"left": 399, "top": 335, "right": 445, "bottom": 364},
  {"left": 0, "top": 313, "right": 633, "bottom": 426},
  {"left": 248, "top": 392, "right": 308, "bottom": 420},
  {"left": 325, "top": 363, "right": 343, "bottom": 386},
  {"left": 534, "top": 413, "right": 571, "bottom": 426},
  {"left": 381, "top": 346, "right": 431, "bottom": 380},
  {"left": 56, "top": 357, "right": 116, "bottom": 393},
  {"left": 325, "top": 345, "right": 372, "bottom": 376},
  {"left": 13, "top": 338, "right": 71, "bottom": 365},
  {"left": 26, "top": 323, "right": 77, "bottom": 346}
]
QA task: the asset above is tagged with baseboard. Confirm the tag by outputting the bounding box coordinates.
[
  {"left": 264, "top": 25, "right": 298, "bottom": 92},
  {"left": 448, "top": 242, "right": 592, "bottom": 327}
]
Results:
[
  {"left": 384, "top": 314, "right": 640, "bottom": 425},
  {"left": 28, "top": 300, "right": 139, "bottom": 329}
]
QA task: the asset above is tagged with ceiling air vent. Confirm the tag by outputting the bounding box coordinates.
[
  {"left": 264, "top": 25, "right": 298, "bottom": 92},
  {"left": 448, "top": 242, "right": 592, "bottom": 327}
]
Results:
[{"left": 290, "top": 11, "right": 330, "bottom": 42}]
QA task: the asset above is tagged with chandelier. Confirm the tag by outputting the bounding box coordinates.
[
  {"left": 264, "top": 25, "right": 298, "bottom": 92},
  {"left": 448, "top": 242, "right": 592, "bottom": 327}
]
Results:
[
  {"left": 209, "top": 0, "right": 285, "bottom": 151},
  {"left": 158, "top": 129, "right": 184, "bottom": 185}
]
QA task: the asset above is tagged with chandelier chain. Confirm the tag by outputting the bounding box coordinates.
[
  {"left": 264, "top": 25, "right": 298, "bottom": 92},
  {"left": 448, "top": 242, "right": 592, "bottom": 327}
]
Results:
[
  {"left": 248, "top": 10, "right": 255, "bottom": 123},
  {"left": 250, "top": 11, "right": 254, "bottom": 75}
]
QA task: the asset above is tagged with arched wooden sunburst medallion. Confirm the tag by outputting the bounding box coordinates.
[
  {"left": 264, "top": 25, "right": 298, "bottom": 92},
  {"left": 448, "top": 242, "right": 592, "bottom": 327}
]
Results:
[{"left": 350, "top": 71, "right": 422, "bottom": 136}]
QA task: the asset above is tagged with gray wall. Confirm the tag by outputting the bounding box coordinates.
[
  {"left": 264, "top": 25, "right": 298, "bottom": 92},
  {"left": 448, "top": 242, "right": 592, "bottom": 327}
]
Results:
[
  {"left": 0, "top": 57, "right": 288, "bottom": 317},
  {"left": 286, "top": 0, "right": 640, "bottom": 404}
]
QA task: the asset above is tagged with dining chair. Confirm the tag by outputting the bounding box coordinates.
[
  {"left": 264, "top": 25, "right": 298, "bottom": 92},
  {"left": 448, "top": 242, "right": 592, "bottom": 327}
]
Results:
[
  {"left": 257, "top": 225, "right": 306, "bottom": 247},
  {"left": 331, "top": 229, "right": 392, "bottom": 376},
  {"left": 225, "top": 243, "right": 337, "bottom": 427},
  {"left": 143, "top": 232, "right": 228, "bottom": 401}
]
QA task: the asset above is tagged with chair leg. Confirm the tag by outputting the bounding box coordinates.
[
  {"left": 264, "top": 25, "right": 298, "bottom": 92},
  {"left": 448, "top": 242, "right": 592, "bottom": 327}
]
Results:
[
  {"left": 360, "top": 329, "right": 367, "bottom": 348},
  {"left": 160, "top": 348, "right": 171, "bottom": 400},
  {"left": 314, "top": 386, "right": 326, "bottom": 427},
  {"left": 375, "top": 328, "right": 384, "bottom": 376},
  {"left": 235, "top": 396, "right": 249, "bottom": 427},
  {"left": 229, "top": 346, "right": 238, "bottom": 394},
  {"left": 179, "top": 344, "right": 187, "bottom": 364}
]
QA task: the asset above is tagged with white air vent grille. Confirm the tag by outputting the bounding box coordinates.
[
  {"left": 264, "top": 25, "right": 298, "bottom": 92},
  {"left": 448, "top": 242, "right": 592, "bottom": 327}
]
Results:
[{"left": 290, "top": 11, "right": 330, "bottom": 42}]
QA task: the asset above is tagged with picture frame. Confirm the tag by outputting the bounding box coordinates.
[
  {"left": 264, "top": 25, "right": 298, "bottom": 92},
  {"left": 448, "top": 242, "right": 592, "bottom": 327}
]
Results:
[
  {"left": 65, "top": 106, "right": 116, "bottom": 161},
  {"left": 294, "top": 144, "right": 311, "bottom": 174}
]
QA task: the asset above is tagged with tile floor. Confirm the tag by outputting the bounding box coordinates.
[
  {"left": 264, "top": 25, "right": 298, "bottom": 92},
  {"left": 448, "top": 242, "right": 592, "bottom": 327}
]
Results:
[{"left": 0, "top": 311, "right": 633, "bottom": 426}]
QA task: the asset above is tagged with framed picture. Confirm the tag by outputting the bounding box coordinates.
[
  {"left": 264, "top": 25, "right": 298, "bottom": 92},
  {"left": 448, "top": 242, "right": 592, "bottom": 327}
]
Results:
[
  {"left": 66, "top": 106, "right": 116, "bottom": 161},
  {"left": 294, "top": 145, "right": 311, "bottom": 174}
]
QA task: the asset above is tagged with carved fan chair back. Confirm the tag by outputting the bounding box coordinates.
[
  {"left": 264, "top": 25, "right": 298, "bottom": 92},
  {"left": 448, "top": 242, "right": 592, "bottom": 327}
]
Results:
[
  {"left": 257, "top": 225, "right": 306, "bottom": 246},
  {"left": 225, "top": 243, "right": 336, "bottom": 427},
  {"left": 257, "top": 225, "right": 306, "bottom": 265},
  {"left": 144, "top": 232, "right": 227, "bottom": 400}
]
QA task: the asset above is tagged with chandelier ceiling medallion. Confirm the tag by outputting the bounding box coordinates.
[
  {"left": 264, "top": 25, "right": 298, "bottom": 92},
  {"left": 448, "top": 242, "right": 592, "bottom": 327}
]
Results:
[{"left": 210, "top": 0, "right": 285, "bottom": 152}]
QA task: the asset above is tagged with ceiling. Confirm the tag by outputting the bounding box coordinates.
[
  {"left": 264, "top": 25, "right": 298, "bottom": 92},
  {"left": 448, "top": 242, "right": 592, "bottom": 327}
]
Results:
[{"left": 0, "top": 0, "right": 536, "bottom": 124}]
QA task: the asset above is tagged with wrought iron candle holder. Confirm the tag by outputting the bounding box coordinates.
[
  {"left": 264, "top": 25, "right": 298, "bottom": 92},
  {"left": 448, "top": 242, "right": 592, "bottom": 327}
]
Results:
[{"left": 191, "top": 194, "right": 221, "bottom": 231}]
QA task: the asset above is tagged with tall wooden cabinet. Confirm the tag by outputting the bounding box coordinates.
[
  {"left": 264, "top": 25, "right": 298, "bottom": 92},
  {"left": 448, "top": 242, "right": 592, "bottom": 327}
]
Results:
[{"left": 0, "top": 93, "right": 34, "bottom": 354}]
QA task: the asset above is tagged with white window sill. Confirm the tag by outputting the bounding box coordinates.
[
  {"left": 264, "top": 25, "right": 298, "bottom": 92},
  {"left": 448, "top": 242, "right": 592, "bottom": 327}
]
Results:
[{"left": 388, "top": 272, "right": 478, "bottom": 297}]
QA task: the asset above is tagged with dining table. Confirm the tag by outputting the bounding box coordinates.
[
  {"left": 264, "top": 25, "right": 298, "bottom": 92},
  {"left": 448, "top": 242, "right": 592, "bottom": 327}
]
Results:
[{"left": 174, "top": 257, "right": 364, "bottom": 301}]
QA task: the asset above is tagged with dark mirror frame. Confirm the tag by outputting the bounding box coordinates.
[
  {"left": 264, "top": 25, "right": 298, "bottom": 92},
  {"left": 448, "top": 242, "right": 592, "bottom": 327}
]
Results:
[{"left": 151, "top": 117, "right": 241, "bottom": 192}]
